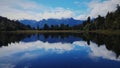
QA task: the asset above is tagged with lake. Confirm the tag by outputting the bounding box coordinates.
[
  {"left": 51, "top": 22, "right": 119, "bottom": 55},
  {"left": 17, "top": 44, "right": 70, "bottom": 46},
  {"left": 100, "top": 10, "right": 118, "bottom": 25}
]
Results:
[{"left": 0, "top": 32, "right": 120, "bottom": 68}]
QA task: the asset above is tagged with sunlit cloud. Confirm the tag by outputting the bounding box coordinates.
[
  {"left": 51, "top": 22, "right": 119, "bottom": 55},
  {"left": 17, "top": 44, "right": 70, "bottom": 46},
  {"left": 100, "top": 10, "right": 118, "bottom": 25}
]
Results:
[
  {"left": 0, "top": 0, "right": 74, "bottom": 21},
  {"left": 88, "top": 0, "right": 120, "bottom": 18},
  {"left": 75, "top": 0, "right": 120, "bottom": 20},
  {"left": 0, "top": 0, "right": 119, "bottom": 20}
]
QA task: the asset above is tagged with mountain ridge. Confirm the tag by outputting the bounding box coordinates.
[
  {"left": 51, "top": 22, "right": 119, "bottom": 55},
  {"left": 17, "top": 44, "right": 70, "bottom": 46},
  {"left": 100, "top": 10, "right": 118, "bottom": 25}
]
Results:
[{"left": 20, "top": 18, "right": 83, "bottom": 29}]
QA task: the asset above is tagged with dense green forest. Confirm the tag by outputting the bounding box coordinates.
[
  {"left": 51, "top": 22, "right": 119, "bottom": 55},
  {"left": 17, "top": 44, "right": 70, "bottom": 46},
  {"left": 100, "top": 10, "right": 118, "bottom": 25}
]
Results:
[
  {"left": 79, "top": 4, "right": 120, "bottom": 30},
  {"left": 0, "top": 16, "right": 32, "bottom": 31}
]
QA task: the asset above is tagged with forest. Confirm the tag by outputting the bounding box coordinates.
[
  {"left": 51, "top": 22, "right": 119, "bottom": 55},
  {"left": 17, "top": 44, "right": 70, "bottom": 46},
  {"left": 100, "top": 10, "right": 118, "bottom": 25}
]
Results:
[{"left": 0, "top": 16, "right": 32, "bottom": 31}]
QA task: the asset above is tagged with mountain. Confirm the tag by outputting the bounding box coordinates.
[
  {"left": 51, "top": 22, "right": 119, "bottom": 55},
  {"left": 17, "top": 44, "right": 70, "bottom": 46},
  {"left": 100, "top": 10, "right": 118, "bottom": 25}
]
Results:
[
  {"left": 20, "top": 18, "right": 83, "bottom": 29},
  {"left": 0, "top": 16, "right": 32, "bottom": 31},
  {"left": 20, "top": 20, "right": 37, "bottom": 28}
]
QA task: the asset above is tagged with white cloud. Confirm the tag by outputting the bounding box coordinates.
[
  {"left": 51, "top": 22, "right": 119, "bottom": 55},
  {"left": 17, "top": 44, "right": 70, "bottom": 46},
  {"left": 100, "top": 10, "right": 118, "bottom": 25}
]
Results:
[
  {"left": 1, "top": 0, "right": 119, "bottom": 20},
  {"left": 75, "top": 15, "right": 88, "bottom": 20},
  {"left": 0, "top": 0, "right": 74, "bottom": 21},
  {"left": 38, "top": 8, "right": 74, "bottom": 20},
  {"left": 88, "top": 0, "right": 120, "bottom": 18},
  {"left": 75, "top": 0, "right": 120, "bottom": 20}
]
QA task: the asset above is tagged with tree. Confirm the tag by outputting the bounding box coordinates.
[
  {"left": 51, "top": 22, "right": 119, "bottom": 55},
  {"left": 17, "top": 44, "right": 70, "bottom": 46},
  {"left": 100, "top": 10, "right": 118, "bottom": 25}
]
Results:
[
  {"left": 87, "top": 16, "right": 91, "bottom": 24},
  {"left": 43, "top": 23, "right": 49, "bottom": 30}
]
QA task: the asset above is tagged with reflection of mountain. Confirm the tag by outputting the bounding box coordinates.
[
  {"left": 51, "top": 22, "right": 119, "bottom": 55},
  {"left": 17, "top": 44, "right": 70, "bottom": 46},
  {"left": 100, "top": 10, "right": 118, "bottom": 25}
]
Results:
[{"left": 22, "top": 33, "right": 83, "bottom": 43}]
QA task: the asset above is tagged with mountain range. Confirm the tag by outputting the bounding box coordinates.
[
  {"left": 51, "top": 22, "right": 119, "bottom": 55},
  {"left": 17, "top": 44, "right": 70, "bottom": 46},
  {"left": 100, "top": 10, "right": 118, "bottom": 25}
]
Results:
[{"left": 20, "top": 18, "right": 83, "bottom": 29}]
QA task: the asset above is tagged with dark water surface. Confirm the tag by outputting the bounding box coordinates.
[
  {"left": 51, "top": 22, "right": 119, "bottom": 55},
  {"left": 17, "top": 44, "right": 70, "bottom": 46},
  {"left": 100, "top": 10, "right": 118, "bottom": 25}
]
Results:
[{"left": 0, "top": 32, "right": 120, "bottom": 68}]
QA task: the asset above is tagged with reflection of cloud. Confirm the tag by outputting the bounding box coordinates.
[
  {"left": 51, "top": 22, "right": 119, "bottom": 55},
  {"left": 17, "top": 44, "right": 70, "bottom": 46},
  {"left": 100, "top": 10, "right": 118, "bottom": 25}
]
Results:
[
  {"left": 89, "top": 42, "right": 120, "bottom": 61},
  {"left": 0, "top": 41, "right": 75, "bottom": 68},
  {"left": 0, "top": 41, "right": 119, "bottom": 61},
  {"left": 0, "top": 40, "right": 120, "bottom": 68},
  {"left": 0, "top": 41, "right": 74, "bottom": 57},
  {"left": 0, "top": 40, "right": 88, "bottom": 68},
  {"left": 0, "top": 63, "right": 15, "bottom": 68},
  {"left": 73, "top": 41, "right": 88, "bottom": 46}
]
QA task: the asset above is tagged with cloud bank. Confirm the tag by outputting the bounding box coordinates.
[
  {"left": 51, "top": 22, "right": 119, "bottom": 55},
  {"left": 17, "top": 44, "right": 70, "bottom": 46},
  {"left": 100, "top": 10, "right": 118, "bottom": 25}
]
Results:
[
  {"left": 0, "top": 0, "right": 120, "bottom": 20},
  {"left": 0, "top": 0, "right": 74, "bottom": 21},
  {"left": 75, "top": 0, "right": 120, "bottom": 20}
]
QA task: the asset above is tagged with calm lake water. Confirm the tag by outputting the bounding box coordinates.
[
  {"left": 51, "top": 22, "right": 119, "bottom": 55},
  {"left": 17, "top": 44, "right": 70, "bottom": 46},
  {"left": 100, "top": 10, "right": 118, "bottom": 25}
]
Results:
[{"left": 0, "top": 32, "right": 120, "bottom": 68}]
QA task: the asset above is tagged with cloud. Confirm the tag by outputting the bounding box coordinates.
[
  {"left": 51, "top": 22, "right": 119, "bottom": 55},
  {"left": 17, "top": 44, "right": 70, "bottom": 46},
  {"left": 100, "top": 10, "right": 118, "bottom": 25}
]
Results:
[
  {"left": 39, "top": 8, "right": 74, "bottom": 20},
  {"left": 75, "top": 15, "right": 88, "bottom": 20},
  {"left": 75, "top": 0, "right": 120, "bottom": 20},
  {"left": 0, "top": 0, "right": 74, "bottom": 21},
  {"left": 89, "top": 0, "right": 120, "bottom": 18},
  {"left": 0, "top": 0, "right": 119, "bottom": 20}
]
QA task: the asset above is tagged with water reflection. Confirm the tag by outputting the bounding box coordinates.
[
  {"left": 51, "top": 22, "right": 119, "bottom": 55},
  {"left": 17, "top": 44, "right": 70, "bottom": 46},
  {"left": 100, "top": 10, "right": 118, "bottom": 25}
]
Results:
[{"left": 0, "top": 32, "right": 120, "bottom": 68}]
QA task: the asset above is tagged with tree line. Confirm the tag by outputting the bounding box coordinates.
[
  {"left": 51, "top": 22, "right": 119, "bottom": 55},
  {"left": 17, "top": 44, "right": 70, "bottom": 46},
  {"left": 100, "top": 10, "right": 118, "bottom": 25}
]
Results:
[{"left": 80, "top": 4, "right": 120, "bottom": 30}]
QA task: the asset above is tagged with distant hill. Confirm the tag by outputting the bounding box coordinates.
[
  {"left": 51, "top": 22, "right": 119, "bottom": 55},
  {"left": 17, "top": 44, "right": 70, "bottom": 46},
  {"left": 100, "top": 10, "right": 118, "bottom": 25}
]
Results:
[
  {"left": 0, "top": 16, "right": 32, "bottom": 31},
  {"left": 20, "top": 20, "right": 37, "bottom": 28},
  {"left": 20, "top": 18, "right": 83, "bottom": 29}
]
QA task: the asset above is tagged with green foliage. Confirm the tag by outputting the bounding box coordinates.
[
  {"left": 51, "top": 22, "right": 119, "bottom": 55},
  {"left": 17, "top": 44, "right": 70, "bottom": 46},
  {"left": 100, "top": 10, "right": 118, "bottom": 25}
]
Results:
[
  {"left": 79, "top": 4, "right": 120, "bottom": 30},
  {"left": 0, "top": 16, "right": 32, "bottom": 31},
  {"left": 43, "top": 23, "right": 49, "bottom": 30}
]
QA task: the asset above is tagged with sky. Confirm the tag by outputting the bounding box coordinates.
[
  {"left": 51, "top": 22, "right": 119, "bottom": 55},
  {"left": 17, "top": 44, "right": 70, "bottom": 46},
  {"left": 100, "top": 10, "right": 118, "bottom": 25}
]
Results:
[{"left": 0, "top": 0, "right": 120, "bottom": 21}]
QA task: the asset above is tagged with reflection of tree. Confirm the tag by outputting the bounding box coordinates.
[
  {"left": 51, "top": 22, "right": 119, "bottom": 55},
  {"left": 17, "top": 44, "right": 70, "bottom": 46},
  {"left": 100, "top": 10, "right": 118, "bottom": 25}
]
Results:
[
  {"left": 43, "top": 33, "right": 70, "bottom": 40},
  {"left": 81, "top": 33, "right": 120, "bottom": 58},
  {"left": 105, "top": 35, "right": 120, "bottom": 58},
  {"left": 0, "top": 33, "right": 32, "bottom": 47}
]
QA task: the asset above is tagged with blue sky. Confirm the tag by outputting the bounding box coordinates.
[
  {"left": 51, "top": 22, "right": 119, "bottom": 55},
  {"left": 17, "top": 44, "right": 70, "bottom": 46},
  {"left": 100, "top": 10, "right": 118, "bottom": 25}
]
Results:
[{"left": 0, "top": 0, "right": 120, "bottom": 21}]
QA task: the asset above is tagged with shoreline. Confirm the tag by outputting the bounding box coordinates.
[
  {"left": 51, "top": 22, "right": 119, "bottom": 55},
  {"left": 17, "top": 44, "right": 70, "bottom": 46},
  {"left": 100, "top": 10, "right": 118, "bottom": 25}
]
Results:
[{"left": 0, "top": 30, "right": 120, "bottom": 35}]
